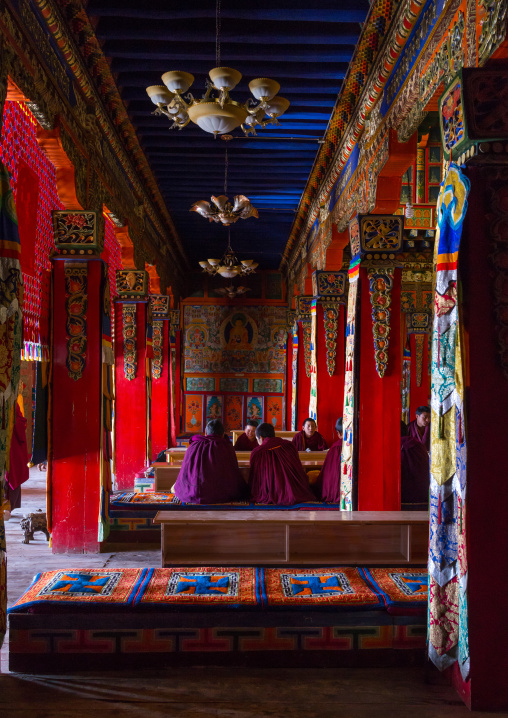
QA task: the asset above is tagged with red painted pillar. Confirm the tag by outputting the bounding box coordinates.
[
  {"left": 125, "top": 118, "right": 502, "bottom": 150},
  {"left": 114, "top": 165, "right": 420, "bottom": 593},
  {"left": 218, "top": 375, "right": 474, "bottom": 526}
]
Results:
[
  {"left": 285, "top": 329, "right": 293, "bottom": 430},
  {"left": 174, "top": 328, "right": 182, "bottom": 437},
  {"left": 316, "top": 303, "right": 346, "bottom": 447},
  {"left": 357, "top": 266, "right": 401, "bottom": 510},
  {"left": 114, "top": 269, "right": 150, "bottom": 488},
  {"left": 457, "top": 165, "right": 508, "bottom": 711},
  {"left": 296, "top": 321, "right": 311, "bottom": 429},
  {"left": 51, "top": 257, "right": 103, "bottom": 553},
  {"left": 150, "top": 318, "right": 170, "bottom": 459}
]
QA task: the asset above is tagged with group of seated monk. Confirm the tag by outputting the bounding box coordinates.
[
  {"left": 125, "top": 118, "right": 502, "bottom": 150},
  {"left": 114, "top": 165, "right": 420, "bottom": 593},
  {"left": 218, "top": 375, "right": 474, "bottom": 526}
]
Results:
[
  {"left": 173, "top": 417, "right": 343, "bottom": 506},
  {"left": 171, "top": 406, "right": 431, "bottom": 509}
]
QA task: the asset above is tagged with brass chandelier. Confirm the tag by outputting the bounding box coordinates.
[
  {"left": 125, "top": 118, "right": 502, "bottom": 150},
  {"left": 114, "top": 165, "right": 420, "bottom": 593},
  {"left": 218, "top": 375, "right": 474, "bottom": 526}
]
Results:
[
  {"left": 146, "top": 0, "right": 289, "bottom": 137},
  {"left": 199, "top": 229, "right": 258, "bottom": 278},
  {"left": 191, "top": 149, "right": 258, "bottom": 226}
]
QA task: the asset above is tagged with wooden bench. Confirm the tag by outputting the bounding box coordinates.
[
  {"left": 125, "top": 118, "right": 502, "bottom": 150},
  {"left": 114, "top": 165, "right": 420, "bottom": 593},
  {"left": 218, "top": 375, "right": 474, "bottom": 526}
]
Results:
[
  {"left": 154, "top": 510, "right": 429, "bottom": 567},
  {"left": 154, "top": 463, "right": 250, "bottom": 491},
  {"left": 154, "top": 454, "right": 326, "bottom": 491}
]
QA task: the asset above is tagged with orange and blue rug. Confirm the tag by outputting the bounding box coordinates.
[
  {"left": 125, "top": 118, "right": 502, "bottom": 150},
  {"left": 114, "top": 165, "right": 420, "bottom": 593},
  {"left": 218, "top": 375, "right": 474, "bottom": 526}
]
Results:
[
  {"left": 9, "top": 567, "right": 428, "bottom": 613},
  {"left": 110, "top": 491, "right": 342, "bottom": 511}
]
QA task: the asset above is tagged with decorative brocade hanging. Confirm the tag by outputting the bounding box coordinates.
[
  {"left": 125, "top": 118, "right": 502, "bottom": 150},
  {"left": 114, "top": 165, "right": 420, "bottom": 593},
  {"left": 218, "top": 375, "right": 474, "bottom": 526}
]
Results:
[
  {"left": 322, "top": 302, "right": 340, "bottom": 377},
  {"left": 308, "top": 299, "right": 318, "bottom": 420},
  {"left": 64, "top": 263, "right": 87, "bottom": 381},
  {"left": 401, "top": 337, "right": 411, "bottom": 425},
  {"left": 302, "top": 321, "right": 312, "bottom": 378},
  {"left": 368, "top": 267, "right": 394, "bottom": 378},
  {"left": 291, "top": 325, "right": 298, "bottom": 431},
  {"left": 152, "top": 320, "right": 163, "bottom": 380},
  {"left": 415, "top": 333, "right": 425, "bottom": 387},
  {"left": 428, "top": 163, "right": 470, "bottom": 679},
  {"left": 122, "top": 304, "right": 137, "bottom": 381},
  {"left": 340, "top": 261, "right": 359, "bottom": 511}
]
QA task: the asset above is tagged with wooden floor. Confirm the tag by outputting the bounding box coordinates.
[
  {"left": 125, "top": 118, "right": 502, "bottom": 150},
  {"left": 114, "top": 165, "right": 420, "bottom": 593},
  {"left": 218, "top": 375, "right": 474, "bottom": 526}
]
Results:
[{"left": 2, "top": 471, "right": 505, "bottom": 717}]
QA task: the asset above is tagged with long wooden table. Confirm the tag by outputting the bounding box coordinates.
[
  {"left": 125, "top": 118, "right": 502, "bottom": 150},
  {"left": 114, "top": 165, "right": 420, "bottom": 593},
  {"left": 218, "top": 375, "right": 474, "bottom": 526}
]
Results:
[
  {"left": 153, "top": 510, "right": 429, "bottom": 567},
  {"left": 153, "top": 455, "right": 326, "bottom": 491},
  {"left": 165, "top": 449, "right": 328, "bottom": 464}
]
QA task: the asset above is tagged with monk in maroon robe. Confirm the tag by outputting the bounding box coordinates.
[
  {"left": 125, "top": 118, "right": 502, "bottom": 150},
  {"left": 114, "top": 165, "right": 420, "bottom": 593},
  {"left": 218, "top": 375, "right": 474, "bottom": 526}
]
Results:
[
  {"left": 5, "top": 402, "right": 29, "bottom": 513},
  {"left": 407, "top": 405, "right": 431, "bottom": 451},
  {"left": 401, "top": 422, "right": 429, "bottom": 511},
  {"left": 292, "top": 418, "right": 329, "bottom": 451},
  {"left": 315, "top": 417, "right": 343, "bottom": 503},
  {"left": 173, "top": 419, "right": 246, "bottom": 504},
  {"left": 234, "top": 420, "right": 258, "bottom": 451},
  {"left": 249, "top": 423, "right": 316, "bottom": 505}
]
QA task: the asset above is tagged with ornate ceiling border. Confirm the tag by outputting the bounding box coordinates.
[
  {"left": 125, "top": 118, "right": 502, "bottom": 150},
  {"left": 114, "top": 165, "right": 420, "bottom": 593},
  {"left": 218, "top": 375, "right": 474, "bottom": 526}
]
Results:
[{"left": 281, "top": 0, "right": 426, "bottom": 271}]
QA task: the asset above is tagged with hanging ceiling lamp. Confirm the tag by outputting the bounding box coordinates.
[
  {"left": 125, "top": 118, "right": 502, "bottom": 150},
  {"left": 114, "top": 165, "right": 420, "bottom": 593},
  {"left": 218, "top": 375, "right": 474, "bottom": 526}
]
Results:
[
  {"left": 214, "top": 285, "right": 252, "bottom": 299},
  {"left": 191, "top": 149, "right": 258, "bottom": 225},
  {"left": 146, "top": 1, "right": 289, "bottom": 137},
  {"left": 199, "top": 229, "right": 258, "bottom": 278}
]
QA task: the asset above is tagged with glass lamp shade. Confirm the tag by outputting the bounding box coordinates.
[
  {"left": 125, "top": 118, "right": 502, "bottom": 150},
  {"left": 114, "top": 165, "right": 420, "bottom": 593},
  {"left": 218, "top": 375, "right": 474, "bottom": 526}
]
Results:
[
  {"left": 161, "top": 71, "right": 195, "bottom": 94},
  {"left": 207, "top": 258, "right": 221, "bottom": 266},
  {"left": 218, "top": 266, "right": 241, "bottom": 278},
  {"left": 240, "top": 259, "right": 254, "bottom": 267},
  {"left": 146, "top": 85, "right": 174, "bottom": 105},
  {"left": 187, "top": 101, "right": 248, "bottom": 135},
  {"left": 199, "top": 261, "right": 211, "bottom": 269},
  {"left": 249, "top": 78, "right": 280, "bottom": 101},
  {"left": 191, "top": 201, "right": 213, "bottom": 218},
  {"left": 266, "top": 96, "right": 290, "bottom": 117},
  {"left": 209, "top": 67, "right": 242, "bottom": 91},
  {"left": 211, "top": 195, "right": 229, "bottom": 211}
]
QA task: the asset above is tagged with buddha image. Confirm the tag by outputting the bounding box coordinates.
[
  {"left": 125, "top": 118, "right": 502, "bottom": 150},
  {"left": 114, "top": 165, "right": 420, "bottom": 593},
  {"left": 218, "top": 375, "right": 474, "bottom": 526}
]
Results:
[{"left": 224, "top": 313, "right": 253, "bottom": 351}]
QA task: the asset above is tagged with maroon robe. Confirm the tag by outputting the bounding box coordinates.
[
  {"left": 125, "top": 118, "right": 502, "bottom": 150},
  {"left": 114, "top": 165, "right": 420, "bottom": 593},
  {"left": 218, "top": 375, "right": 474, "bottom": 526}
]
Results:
[
  {"left": 173, "top": 434, "right": 246, "bottom": 504},
  {"left": 314, "top": 439, "right": 342, "bottom": 503},
  {"left": 292, "top": 430, "right": 328, "bottom": 451},
  {"left": 407, "top": 419, "right": 430, "bottom": 451},
  {"left": 401, "top": 436, "right": 430, "bottom": 509},
  {"left": 249, "top": 437, "right": 316, "bottom": 505},
  {"left": 234, "top": 432, "right": 257, "bottom": 451},
  {"left": 5, "top": 403, "right": 29, "bottom": 510}
]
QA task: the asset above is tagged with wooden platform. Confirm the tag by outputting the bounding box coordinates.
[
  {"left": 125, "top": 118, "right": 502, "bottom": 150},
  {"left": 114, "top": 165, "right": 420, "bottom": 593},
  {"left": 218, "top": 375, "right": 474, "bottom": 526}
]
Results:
[{"left": 154, "top": 510, "right": 429, "bottom": 567}]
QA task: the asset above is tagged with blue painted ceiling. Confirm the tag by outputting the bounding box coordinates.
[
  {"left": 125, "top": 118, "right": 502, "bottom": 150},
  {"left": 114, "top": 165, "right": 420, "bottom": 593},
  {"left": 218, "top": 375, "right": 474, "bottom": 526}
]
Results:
[{"left": 87, "top": 0, "right": 370, "bottom": 271}]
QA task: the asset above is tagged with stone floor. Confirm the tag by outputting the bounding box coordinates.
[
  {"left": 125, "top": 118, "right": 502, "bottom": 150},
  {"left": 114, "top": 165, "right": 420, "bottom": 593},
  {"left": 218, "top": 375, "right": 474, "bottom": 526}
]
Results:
[{"left": 2, "top": 470, "right": 506, "bottom": 717}]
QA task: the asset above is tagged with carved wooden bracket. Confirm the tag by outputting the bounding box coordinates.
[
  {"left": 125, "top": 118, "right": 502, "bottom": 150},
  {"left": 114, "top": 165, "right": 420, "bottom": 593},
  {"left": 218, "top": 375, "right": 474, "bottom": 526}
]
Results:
[
  {"left": 145, "top": 263, "right": 161, "bottom": 294},
  {"left": 36, "top": 123, "right": 82, "bottom": 210}
]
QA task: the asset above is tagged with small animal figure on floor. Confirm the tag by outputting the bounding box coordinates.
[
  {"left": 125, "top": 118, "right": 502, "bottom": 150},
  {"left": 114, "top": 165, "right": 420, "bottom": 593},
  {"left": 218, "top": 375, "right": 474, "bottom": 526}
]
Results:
[{"left": 20, "top": 509, "right": 49, "bottom": 544}]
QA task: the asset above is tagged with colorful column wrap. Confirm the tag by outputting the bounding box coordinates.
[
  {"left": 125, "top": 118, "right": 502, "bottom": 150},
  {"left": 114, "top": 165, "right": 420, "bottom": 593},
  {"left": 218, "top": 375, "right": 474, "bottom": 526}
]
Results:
[
  {"left": 309, "top": 299, "right": 318, "bottom": 421},
  {"left": 428, "top": 163, "right": 470, "bottom": 679},
  {"left": 340, "top": 259, "right": 360, "bottom": 510},
  {"left": 0, "top": 160, "right": 23, "bottom": 647}
]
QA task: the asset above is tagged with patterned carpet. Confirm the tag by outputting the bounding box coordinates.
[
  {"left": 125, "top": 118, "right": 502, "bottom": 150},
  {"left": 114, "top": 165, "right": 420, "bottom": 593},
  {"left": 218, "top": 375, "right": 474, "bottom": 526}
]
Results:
[
  {"left": 9, "top": 567, "right": 428, "bottom": 612},
  {"left": 110, "top": 491, "right": 342, "bottom": 511}
]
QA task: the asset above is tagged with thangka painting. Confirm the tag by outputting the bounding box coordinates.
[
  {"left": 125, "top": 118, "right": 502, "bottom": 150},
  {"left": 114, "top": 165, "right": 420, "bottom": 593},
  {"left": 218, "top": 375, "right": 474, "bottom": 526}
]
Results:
[
  {"left": 219, "top": 377, "right": 249, "bottom": 392},
  {"left": 252, "top": 378, "right": 283, "bottom": 393},
  {"left": 246, "top": 396, "right": 264, "bottom": 423},
  {"left": 184, "top": 394, "right": 203, "bottom": 433},
  {"left": 266, "top": 397, "right": 284, "bottom": 429},
  {"left": 205, "top": 395, "right": 223, "bottom": 422},
  {"left": 183, "top": 306, "right": 287, "bottom": 374},
  {"left": 224, "top": 395, "right": 244, "bottom": 432},
  {"left": 185, "top": 377, "right": 215, "bottom": 391}
]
